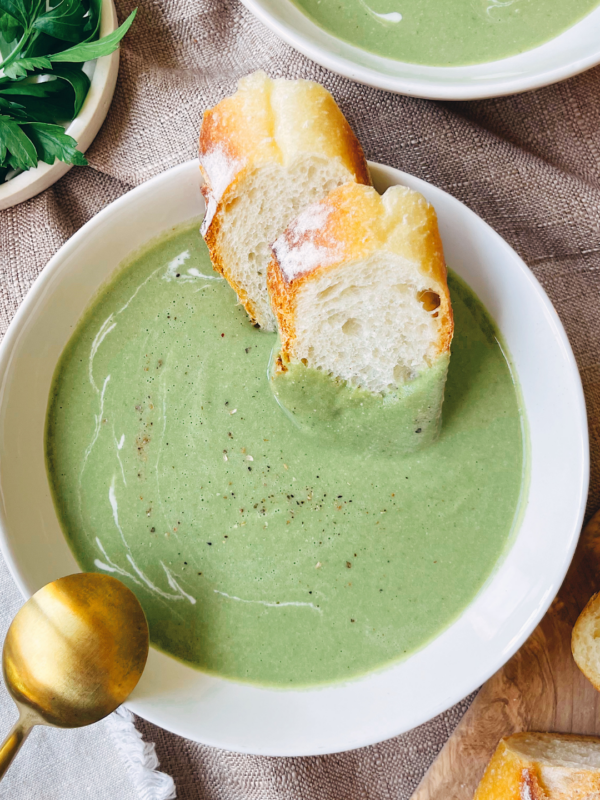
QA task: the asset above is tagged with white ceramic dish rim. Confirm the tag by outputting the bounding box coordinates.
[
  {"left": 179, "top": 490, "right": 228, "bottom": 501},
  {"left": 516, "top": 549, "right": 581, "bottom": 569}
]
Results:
[
  {"left": 239, "top": 0, "right": 600, "bottom": 99},
  {"left": 0, "top": 160, "right": 588, "bottom": 756},
  {"left": 0, "top": 0, "right": 119, "bottom": 211}
]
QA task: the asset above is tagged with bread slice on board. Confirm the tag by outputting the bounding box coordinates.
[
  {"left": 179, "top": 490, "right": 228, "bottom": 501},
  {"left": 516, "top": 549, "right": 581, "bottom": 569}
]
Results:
[
  {"left": 198, "top": 70, "right": 371, "bottom": 331},
  {"left": 473, "top": 732, "right": 600, "bottom": 800},
  {"left": 267, "top": 181, "right": 453, "bottom": 394},
  {"left": 572, "top": 591, "right": 600, "bottom": 691}
]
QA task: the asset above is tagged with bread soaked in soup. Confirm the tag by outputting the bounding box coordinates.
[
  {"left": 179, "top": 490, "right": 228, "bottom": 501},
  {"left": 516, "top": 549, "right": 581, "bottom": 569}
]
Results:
[{"left": 267, "top": 182, "right": 453, "bottom": 454}]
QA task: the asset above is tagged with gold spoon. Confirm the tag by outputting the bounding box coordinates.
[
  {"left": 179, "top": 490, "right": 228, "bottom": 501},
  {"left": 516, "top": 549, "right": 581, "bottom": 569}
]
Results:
[{"left": 0, "top": 572, "right": 149, "bottom": 780}]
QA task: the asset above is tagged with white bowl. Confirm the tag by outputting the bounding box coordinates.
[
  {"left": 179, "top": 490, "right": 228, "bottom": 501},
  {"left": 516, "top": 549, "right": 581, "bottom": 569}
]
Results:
[
  {"left": 240, "top": 0, "right": 600, "bottom": 99},
  {"left": 0, "top": 0, "right": 119, "bottom": 211},
  {"left": 0, "top": 160, "right": 588, "bottom": 755}
]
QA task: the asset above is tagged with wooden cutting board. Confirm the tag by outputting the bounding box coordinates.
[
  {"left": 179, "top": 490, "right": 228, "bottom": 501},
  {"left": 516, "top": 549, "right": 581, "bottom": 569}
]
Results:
[{"left": 411, "top": 510, "right": 600, "bottom": 800}]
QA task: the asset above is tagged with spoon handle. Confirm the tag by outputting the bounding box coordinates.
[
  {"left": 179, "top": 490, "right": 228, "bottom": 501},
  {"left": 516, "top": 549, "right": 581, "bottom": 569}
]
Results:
[{"left": 0, "top": 714, "right": 33, "bottom": 781}]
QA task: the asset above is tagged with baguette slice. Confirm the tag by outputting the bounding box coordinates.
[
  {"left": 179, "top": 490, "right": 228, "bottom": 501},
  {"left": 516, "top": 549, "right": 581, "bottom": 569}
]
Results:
[
  {"left": 199, "top": 70, "right": 371, "bottom": 331},
  {"left": 473, "top": 732, "right": 600, "bottom": 800},
  {"left": 266, "top": 182, "right": 453, "bottom": 454},
  {"left": 572, "top": 591, "right": 600, "bottom": 691},
  {"left": 267, "top": 181, "right": 453, "bottom": 394}
]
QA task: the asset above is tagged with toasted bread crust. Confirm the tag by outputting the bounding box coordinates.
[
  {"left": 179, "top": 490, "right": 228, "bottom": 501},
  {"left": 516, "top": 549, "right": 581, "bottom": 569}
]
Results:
[
  {"left": 198, "top": 71, "right": 371, "bottom": 326},
  {"left": 474, "top": 733, "right": 600, "bottom": 800},
  {"left": 474, "top": 738, "right": 548, "bottom": 800},
  {"left": 267, "top": 181, "right": 453, "bottom": 367},
  {"left": 573, "top": 591, "right": 600, "bottom": 692}
]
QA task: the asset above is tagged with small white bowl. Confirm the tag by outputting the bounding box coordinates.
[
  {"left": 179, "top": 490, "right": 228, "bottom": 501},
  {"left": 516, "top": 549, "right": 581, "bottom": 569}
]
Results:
[
  {"left": 240, "top": 0, "right": 600, "bottom": 99},
  {"left": 0, "top": 160, "right": 588, "bottom": 755},
  {"left": 0, "top": 0, "right": 119, "bottom": 211}
]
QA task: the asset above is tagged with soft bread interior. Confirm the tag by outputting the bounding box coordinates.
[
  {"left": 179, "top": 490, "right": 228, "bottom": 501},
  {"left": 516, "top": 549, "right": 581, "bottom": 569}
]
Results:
[
  {"left": 509, "top": 733, "right": 600, "bottom": 799},
  {"left": 509, "top": 733, "right": 600, "bottom": 769},
  {"left": 291, "top": 251, "right": 444, "bottom": 394},
  {"left": 217, "top": 156, "right": 354, "bottom": 331}
]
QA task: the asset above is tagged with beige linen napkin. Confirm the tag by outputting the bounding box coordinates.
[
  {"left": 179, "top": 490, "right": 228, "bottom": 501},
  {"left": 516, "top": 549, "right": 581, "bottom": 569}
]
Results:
[{"left": 2, "top": 0, "right": 600, "bottom": 797}]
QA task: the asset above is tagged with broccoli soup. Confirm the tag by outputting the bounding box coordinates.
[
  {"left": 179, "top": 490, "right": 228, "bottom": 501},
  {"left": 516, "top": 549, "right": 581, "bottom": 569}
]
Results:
[
  {"left": 46, "top": 222, "right": 525, "bottom": 687},
  {"left": 289, "top": 0, "right": 600, "bottom": 67}
]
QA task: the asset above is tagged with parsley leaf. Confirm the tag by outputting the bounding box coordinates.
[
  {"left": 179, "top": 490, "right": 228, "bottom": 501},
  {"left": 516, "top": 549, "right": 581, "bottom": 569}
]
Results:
[
  {"left": 50, "top": 62, "right": 90, "bottom": 116},
  {"left": 0, "top": 78, "right": 64, "bottom": 97},
  {"left": 0, "top": 67, "right": 89, "bottom": 119},
  {"left": 33, "top": 0, "right": 87, "bottom": 43},
  {"left": 0, "top": 10, "right": 21, "bottom": 43},
  {"left": 0, "top": 114, "right": 38, "bottom": 170},
  {"left": 51, "top": 7, "right": 135, "bottom": 62},
  {"left": 81, "top": 0, "right": 101, "bottom": 43},
  {"left": 0, "top": 2, "right": 136, "bottom": 178},
  {"left": 3, "top": 55, "right": 51, "bottom": 79},
  {"left": 0, "top": 0, "right": 30, "bottom": 29},
  {"left": 0, "top": 77, "right": 70, "bottom": 122},
  {"left": 22, "top": 121, "right": 87, "bottom": 165},
  {"left": 0, "top": 95, "right": 27, "bottom": 118}
]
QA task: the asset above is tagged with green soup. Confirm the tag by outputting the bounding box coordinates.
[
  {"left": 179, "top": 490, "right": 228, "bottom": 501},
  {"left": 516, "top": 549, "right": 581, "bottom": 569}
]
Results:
[
  {"left": 290, "top": 0, "right": 599, "bottom": 67},
  {"left": 46, "top": 221, "right": 524, "bottom": 687}
]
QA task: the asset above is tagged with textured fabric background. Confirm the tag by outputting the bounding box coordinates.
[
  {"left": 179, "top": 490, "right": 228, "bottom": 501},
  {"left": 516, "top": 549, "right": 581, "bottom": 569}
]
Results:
[{"left": 1, "top": 0, "right": 600, "bottom": 797}]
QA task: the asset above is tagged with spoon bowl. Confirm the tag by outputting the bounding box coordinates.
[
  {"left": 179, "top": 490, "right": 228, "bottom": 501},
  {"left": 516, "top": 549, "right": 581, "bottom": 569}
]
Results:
[{"left": 0, "top": 573, "right": 148, "bottom": 779}]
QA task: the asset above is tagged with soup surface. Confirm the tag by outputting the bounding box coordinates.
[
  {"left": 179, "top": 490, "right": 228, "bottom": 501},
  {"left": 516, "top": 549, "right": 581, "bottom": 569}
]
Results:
[
  {"left": 46, "top": 222, "right": 524, "bottom": 687},
  {"left": 289, "top": 0, "right": 600, "bottom": 66}
]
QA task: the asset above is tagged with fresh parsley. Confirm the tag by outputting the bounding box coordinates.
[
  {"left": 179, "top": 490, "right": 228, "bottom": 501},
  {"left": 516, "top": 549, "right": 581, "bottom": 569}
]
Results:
[{"left": 0, "top": 0, "right": 136, "bottom": 182}]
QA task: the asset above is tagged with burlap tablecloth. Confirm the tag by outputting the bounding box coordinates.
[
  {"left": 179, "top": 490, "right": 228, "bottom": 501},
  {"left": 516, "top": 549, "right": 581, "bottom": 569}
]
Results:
[{"left": 2, "top": 0, "right": 600, "bottom": 797}]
